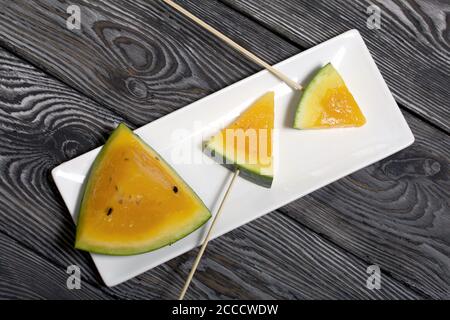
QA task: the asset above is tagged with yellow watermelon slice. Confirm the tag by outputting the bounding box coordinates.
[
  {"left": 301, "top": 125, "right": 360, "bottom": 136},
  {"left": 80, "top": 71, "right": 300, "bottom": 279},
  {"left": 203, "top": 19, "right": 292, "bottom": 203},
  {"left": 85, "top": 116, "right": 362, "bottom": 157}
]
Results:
[
  {"left": 294, "top": 63, "right": 366, "bottom": 129},
  {"left": 75, "top": 124, "right": 211, "bottom": 255},
  {"left": 205, "top": 92, "right": 274, "bottom": 188}
]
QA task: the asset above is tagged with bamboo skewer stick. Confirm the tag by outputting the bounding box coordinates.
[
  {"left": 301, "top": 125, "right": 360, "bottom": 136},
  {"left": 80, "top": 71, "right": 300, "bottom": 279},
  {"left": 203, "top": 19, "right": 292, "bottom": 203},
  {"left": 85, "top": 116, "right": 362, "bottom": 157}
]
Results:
[
  {"left": 162, "top": 0, "right": 303, "bottom": 91},
  {"left": 179, "top": 169, "right": 240, "bottom": 300}
]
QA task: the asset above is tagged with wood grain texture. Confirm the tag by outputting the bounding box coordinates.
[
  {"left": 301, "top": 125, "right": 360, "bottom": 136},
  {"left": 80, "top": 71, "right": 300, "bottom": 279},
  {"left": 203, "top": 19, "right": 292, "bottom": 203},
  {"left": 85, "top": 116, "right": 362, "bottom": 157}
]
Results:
[
  {"left": 0, "top": 232, "right": 108, "bottom": 299},
  {"left": 221, "top": 0, "right": 450, "bottom": 133},
  {"left": 0, "top": 0, "right": 300, "bottom": 126},
  {"left": 277, "top": 111, "right": 450, "bottom": 298},
  {"left": 0, "top": 46, "right": 419, "bottom": 299}
]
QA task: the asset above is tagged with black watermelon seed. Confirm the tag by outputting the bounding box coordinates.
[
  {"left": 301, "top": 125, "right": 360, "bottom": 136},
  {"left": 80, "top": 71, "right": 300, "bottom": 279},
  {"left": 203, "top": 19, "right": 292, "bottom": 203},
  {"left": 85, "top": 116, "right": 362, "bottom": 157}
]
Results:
[
  {"left": 106, "top": 207, "right": 113, "bottom": 216},
  {"left": 173, "top": 186, "right": 178, "bottom": 193}
]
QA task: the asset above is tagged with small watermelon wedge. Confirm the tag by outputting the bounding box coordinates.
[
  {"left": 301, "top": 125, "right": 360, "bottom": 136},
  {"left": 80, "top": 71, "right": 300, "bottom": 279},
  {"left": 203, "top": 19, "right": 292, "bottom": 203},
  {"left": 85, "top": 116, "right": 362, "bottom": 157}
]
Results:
[
  {"left": 205, "top": 92, "right": 274, "bottom": 188},
  {"left": 294, "top": 63, "right": 366, "bottom": 129},
  {"left": 75, "top": 124, "right": 211, "bottom": 256}
]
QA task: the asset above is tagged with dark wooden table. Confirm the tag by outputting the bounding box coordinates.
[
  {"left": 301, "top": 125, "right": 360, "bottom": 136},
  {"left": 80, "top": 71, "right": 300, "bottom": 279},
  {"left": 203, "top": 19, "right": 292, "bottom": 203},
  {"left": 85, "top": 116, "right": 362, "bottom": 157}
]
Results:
[{"left": 0, "top": 0, "right": 448, "bottom": 299}]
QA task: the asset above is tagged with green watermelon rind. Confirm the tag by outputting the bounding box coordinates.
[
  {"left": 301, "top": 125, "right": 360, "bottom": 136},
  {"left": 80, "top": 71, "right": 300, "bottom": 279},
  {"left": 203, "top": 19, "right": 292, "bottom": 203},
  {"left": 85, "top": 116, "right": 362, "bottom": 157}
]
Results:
[
  {"left": 203, "top": 142, "right": 273, "bottom": 189},
  {"left": 75, "top": 123, "right": 211, "bottom": 256}
]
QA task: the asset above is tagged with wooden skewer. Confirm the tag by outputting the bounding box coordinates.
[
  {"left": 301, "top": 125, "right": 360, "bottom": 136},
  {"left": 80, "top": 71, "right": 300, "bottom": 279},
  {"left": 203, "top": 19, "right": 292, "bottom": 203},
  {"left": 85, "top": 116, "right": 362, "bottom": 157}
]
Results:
[
  {"left": 162, "top": 0, "right": 302, "bottom": 91},
  {"left": 178, "top": 169, "right": 240, "bottom": 300}
]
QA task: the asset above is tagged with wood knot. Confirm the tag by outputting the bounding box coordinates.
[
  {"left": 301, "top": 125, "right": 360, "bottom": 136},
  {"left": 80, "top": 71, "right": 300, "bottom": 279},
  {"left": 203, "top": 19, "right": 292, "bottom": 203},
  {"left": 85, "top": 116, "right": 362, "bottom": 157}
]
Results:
[
  {"left": 125, "top": 78, "right": 148, "bottom": 99},
  {"left": 61, "top": 140, "right": 81, "bottom": 159},
  {"left": 382, "top": 157, "right": 442, "bottom": 179}
]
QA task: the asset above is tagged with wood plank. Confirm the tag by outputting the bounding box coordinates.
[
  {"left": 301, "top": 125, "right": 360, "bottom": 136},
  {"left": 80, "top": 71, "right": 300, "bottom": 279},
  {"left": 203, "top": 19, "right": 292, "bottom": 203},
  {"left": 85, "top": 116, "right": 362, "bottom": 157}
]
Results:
[
  {"left": 0, "top": 232, "right": 109, "bottom": 299},
  {"left": 0, "top": 0, "right": 300, "bottom": 126},
  {"left": 221, "top": 0, "right": 450, "bottom": 133},
  {"left": 277, "top": 111, "right": 450, "bottom": 298},
  {"left": 0, "top": 42, "right": 419, "bottom": 299}
]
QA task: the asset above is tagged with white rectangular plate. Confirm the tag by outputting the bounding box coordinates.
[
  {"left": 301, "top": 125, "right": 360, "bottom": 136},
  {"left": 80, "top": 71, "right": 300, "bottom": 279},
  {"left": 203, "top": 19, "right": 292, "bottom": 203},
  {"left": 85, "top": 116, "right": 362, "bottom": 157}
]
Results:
[{"left": 52, "top": 30, "right": 414, "bottom": 287}]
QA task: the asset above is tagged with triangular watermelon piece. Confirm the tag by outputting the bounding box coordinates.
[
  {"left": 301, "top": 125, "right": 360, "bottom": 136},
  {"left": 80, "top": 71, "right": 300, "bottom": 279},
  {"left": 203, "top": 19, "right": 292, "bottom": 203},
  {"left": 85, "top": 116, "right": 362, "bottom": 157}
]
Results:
[
  {"left": 205, "top": 92, "right": 274, "bottom": 188},
  {"left": 75, "top": 124, "right": 211, "bottom": 255},
  {"left": 294, "top": 63, "right": 366, "bottom": 129}
]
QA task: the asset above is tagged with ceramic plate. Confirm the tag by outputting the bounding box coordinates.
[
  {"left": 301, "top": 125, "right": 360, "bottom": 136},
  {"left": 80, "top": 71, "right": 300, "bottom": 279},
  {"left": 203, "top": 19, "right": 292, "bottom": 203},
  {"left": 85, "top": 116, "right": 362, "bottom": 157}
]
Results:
[{"left": 52, "top": 30, "right": 414, "bottom": 286}]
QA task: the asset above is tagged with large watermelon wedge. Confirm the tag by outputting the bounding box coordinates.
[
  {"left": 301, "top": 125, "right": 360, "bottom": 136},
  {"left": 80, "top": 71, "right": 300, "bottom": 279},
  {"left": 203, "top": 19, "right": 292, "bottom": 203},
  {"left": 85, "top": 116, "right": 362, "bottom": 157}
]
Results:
[{"left": 75, "top": 124, "right": 211, "bottom": 255}]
